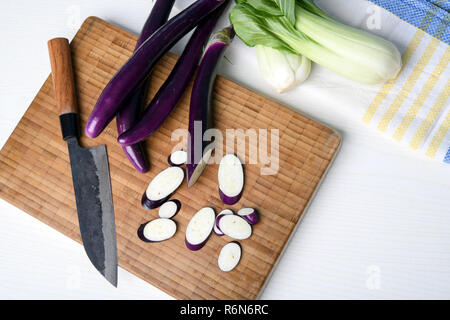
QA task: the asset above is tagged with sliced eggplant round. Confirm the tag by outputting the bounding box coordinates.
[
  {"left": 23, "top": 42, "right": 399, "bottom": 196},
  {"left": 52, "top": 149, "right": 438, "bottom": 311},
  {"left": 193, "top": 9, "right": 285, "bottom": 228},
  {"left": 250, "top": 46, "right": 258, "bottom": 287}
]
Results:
[
  {"left": 218, "top": 214, "right": 252, "bottom": 240},
  {"left": 218, "top": 242, "right": 241, "bottom": 272},
  {"left": 158, "top": 200, "right": 181, "bottom": 218},
  {"left": 168, "top": 150, "right": 187, "bottom": 166},
  {"left": 185, "top": 207, "right": 215, "bottom": 251},
  {"left": 237, "top": 208, "right": 258, "bottom": 225},
  {"left": 137, "top": 218, "right": 177, "bottom": 242},
  {"left": 142, "top": 166, "right": 184, "bottom": 209},
  {"left": 218, "top": 154, "right": 244, "bottom": 205},
  {"left": 213, "top": 209, "right": 233, "bottom": 236}
]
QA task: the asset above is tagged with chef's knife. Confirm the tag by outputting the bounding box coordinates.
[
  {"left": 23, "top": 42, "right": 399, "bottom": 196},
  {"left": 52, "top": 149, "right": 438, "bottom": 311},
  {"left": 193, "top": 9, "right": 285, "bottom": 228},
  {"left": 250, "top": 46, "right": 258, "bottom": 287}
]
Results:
[{"left": 48, "top": 38, "right": 118, "bottom": 287}]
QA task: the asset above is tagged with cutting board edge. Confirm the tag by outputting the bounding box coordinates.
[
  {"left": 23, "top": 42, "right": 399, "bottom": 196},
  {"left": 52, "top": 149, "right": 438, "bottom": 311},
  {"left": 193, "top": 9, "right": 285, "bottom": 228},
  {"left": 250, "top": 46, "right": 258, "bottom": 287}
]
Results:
[{"left": 255, "top": 136, "right": 341, "bottom": 299}]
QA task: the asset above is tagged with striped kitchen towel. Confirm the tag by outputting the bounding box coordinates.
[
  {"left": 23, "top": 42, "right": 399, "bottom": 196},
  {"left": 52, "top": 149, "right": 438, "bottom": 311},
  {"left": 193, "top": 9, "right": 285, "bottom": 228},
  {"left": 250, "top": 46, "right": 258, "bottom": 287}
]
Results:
[
  {"left": 363, "top": 0, "right": 450, "bottom": 163},
  {"left": 177, "top": 0, "right": 449, "bottom": 163}
]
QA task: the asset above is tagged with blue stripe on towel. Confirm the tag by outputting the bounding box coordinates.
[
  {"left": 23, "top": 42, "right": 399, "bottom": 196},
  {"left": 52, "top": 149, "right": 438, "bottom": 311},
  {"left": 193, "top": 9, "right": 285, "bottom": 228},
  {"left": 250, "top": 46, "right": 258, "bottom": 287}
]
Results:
[
  {"left": 444, "top": 147, "right": 450, "bottom": 164},
  {"left": 368, "top": 0, "right": 450, "bottom": 44},
  {"left": 427, "top": 0, "right": 450, "bottom": 12}
]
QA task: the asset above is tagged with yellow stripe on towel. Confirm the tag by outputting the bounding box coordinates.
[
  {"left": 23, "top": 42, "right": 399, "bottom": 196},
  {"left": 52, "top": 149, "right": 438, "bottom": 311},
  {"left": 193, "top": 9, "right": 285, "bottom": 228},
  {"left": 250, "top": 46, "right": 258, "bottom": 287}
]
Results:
[
  {"left": 362, "top": 2, "right": 443, "bottom": 125},
  {"left": 410, "top": 79, "right": 450, "bottom": 150},
  {"left": 425, "top": 110, "right": 450, "bottom": 157},
  {"left": 393, "top": 48, "right": 450, "bottom": 141},
  {"left": 362, "top": 30, "right": 425, "bottom": 124},
  {"left": 377, "top": 37, "right": 440, "bottom": 132}
]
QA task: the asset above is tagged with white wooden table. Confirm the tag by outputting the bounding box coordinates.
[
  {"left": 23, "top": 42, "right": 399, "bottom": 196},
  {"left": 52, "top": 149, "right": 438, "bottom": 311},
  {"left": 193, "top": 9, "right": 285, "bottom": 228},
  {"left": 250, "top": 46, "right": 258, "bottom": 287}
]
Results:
[{"left": 1, "top": 0, "right": 449, "bottom": 299}]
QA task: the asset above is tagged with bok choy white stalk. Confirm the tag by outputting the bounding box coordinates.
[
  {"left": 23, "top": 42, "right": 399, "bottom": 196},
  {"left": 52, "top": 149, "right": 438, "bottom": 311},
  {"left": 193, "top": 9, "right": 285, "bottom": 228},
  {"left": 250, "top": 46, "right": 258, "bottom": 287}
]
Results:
[
  {"left": 230, "top": 0, "right": 402, "bottom": 85},
  {"left": 256, "top": 45, "right": 311, "bottom": 93}
]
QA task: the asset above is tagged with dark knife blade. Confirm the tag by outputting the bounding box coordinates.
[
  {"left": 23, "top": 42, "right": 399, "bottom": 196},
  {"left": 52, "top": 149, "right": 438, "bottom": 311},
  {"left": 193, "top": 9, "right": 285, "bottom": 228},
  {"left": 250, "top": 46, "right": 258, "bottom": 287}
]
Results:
[
  {"left": 67, "top": 138, "right": 118, "bottom": 287},
  {"left": 48, "top": 37, "right": 118, "bottom": 287}
]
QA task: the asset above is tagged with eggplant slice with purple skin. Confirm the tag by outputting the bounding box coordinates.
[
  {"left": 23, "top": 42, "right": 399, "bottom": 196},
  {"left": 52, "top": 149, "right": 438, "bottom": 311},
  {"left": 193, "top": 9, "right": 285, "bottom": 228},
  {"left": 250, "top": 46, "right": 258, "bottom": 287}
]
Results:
[
  {"left": 185, "top": 207, "right": 215, "bottom": 251},
  {"left": 85, "top": 0, "right": 228, "bottom": 138},
  {"left": 214, "top": 209, "right": 233, "bottom": 236},
  {"left": 218, "top": 154, "right": 244, "bottom": 205},
  {"left": 186, "top": 26, "right": 235, "bottom": 187},
  {"left": 237, "top": 208, "right": 258, "bottom": 225},
  {"left": 138, "top": 218, "right": 177, "bottom": 242},
  {"left": 116, "top": 0, "right": 176, "bottom": 173},
  {"left": 117, "top": 1, "right": 230, "bottom": 147},
  {"left": 218, "top": 214, "right": 252, "bottom": 240},
  {"left": 142, "top": 166, "right": 184, "bottom": 209}
]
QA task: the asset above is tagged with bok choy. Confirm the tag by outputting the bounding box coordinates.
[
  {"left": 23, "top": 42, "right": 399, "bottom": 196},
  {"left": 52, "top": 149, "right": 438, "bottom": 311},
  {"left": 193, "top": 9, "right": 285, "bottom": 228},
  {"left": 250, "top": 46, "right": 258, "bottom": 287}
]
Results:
[
  {"left": 256, "top": 45, "right": 311, "bottom": 93},
  {"left": 230, "top": 0, "right": 402, "bottom": 86}
]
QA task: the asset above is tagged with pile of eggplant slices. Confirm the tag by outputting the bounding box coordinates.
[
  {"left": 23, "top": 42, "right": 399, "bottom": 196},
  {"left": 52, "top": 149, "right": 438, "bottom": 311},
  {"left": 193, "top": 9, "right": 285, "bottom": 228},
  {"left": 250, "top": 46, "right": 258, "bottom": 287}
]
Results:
[{"left": 84, "top": 0, "right": 259, "bottom": 272}]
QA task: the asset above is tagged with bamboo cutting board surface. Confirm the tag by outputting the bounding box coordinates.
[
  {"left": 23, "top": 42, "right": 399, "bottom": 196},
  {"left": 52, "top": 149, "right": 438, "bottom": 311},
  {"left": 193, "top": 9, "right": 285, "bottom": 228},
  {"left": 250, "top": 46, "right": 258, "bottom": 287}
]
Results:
[{"left": 0, "top": 17, "right": 340, "bottom": 300}]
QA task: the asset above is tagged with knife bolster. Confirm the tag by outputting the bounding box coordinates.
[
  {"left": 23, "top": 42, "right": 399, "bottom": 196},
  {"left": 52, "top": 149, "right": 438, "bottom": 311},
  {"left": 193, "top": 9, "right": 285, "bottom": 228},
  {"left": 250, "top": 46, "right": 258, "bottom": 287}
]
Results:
[{"left": 59, "top": 113, "right": 78, "bottom": 141}]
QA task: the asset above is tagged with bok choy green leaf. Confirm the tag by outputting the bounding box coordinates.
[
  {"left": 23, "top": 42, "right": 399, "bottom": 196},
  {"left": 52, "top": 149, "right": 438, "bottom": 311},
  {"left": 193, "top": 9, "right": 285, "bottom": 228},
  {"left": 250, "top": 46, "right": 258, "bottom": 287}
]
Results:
[
  {"left": 275, "top": 0, "right": 296, "bottom": 26},
  {"left": 236, "top": 0, "right": 283, "bottom": 16}
]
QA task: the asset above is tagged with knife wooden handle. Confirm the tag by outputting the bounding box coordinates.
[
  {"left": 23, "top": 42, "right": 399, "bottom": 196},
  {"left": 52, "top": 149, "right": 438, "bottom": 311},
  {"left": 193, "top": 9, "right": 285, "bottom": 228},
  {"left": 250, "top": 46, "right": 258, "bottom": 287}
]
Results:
[
  {"left": 48, "top": 38, "right": 79, "bottom": 141},
  {"left": 48, "top": 38, "right": 78, "bottom": 115}
]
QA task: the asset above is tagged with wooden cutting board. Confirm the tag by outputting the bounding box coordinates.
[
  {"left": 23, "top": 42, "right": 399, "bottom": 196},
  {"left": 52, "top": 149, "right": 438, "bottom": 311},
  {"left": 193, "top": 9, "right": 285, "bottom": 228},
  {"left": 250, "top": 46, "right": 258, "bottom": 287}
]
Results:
[{"left": 0, "top": 17, "right": 340, "bottom": 300}]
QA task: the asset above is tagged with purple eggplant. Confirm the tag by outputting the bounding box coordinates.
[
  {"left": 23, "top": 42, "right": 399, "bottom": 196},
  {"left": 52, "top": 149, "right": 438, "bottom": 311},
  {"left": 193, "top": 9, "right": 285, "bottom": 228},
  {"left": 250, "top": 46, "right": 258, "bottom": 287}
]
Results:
[
  {"left": 186, "top": 26, "right": 235, "bottom": 187},
  {"left": 85, "top": 0, "right": 227, "bottom": 138},
  {"left": 135, "top": 0, "right": 175, "bottom": 49},
  {"left": 116, "top": 0, "right": 175, "bottom": 173},
  {"left": 117, "top": 2, "right": 229, "bottom": 147}
]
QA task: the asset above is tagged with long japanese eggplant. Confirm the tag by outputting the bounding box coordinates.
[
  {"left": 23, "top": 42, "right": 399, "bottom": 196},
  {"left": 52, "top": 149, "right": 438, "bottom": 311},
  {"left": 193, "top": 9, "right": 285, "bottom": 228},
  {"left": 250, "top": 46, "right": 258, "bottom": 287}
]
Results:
[
  {"left": 117, "top": 1, "right": 229, "bottom": 147},
  {"left": 116, "top": 0, "right": 175, "bottom": 173},
  {"left": 85, "top": 0, "right": 227, "bottom": 138},
  {"left": 186, "top": 26, "right": 235, "bottom": 187}
]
